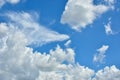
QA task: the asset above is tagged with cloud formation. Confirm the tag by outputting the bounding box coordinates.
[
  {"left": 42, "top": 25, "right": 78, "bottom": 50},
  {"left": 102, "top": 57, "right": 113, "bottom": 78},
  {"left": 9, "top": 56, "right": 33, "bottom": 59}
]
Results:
[
  {"left": 0, "top": 23, "right": 94, "bottom": 79},
  {"left": 0, "top": 24, "right": 120, "bottom": 79},
  {"left": 0, "top": 0, "right": 20, "bottom": 8},
  {"left": 0, "top": 0, "right": 120, "bottom": 79},
  {"left": 5, "top": 12, "right": 69, "bottom": 46},
  {"left": 104, "top": 21, "right": 113, "bottom": 35},
  {"left": 64, "top": 40, "right": 71, "bottom": 47},
  {"left": 93, "top": 65, "right": 120, "bottom": 80},
  {"left": 104, "top": 0, "right": 115, "bottom": 9},
  {"left": 93, "top": 45, "right": 109, "bottom": 64},
  {"left": 104, "top": 17, "right": 119, "bottom": 35},
  {"left": 61, "top": 0, "right": 114, "bottom": 31}
]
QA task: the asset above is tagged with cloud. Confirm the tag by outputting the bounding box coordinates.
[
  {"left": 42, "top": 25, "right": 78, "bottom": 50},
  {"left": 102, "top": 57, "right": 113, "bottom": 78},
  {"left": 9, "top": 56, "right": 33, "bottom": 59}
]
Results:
[
  {"left": 0, "top": 23, "right": 8, "bottom": 38},
  {"left": 50, "top": 45, "right": 75, "bottom": 63},
  {"left": 93, "top": 65, "right": 120, "bottom": 80},
  {"left": 0, "top": 24, "right": 94, "bottom": 79},
  {"left": 93, "top": 45, "right": 109, "bottom": 64},
  {"left": 0, "top": 22, "right": 120, "bottom": 79},
  {"left": 0, "top": 0, "right": 20, "bottom": 8},
  {"left": 61, "top": 0, "right": 113, "bottom": 31},
  {"left": 104, "top": 0, "right": 115, "bottom": 9},
  {"left": 104, "top": 18, "right": 118, "bottom": 35},
  {"left": 64, "top": 40, "right": 71, "bottom": 47},
  {"left": 5, "top": 11, "right": 69, "bottom": 46},
  {"left": 104, "top": 0, "right": 115, "bottom": 4},
  {"left": 0, "top": 0, "right": 120, "bottom": 79},
  {"left": 104, "top": 21, "right": 114, "bottom": 35}
]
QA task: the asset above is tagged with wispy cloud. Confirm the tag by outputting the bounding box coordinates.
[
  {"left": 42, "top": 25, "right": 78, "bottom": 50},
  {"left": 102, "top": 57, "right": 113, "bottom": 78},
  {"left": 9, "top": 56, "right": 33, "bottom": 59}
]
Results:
[
  {"left": 5, "top": 11, "right": 69, "bottom": 46},
  {"left": 93, "top": 45, "right": 109, "bottom": 65},
  {"left": 104, "top": 18, "right": 119, "bottom": 35},
  {"left": 0, "top": 0, "right": 20, "bottom": 8},
  {"left": 64, "top": 40, "right": 71, "bottom": 47},
  {"left": 104, "top": 21, "right": 113, "bottom": 35},
  {"left": 104, "top": 0, "right": 115, "bottom": 9}
]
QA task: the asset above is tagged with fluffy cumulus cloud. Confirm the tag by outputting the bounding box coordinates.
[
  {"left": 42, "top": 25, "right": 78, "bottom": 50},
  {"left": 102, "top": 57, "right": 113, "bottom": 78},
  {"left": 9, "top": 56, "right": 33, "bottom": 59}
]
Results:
[
  {"left": 0, "top": 23, "right": 120, "bottom": 80},
  {"left": 0, "top": 0, "right": 20, "bottom": 8},
  {"left": 93, "top": 65, "right": 120, "bottom": 80},
  {"left": 93, "top": 45, "right": 109, "bottom": 64},
  {"left": 0, "top": 22, "right": 94, "bottom": 79},
  {"left": 0, "top": 19, "right": 120, "bottom": 80},
  {"left": 5, "top": 12, "right": 69, "bottom": 46},
  {"left": 61, "top": 0, "right": 114, "bottom": 31}
]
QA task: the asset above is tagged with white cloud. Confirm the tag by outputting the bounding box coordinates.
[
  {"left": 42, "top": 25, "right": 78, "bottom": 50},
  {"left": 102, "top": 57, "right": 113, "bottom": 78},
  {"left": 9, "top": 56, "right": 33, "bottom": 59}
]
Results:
[
  {"left": 61, "top": 0, "right": 113, "bottom": 31},
  {"left": 0, "top": 0, "right": 120, "bottom": 79},
  {"left": 64, "top": 40, "right": 71, "bottom": 47},
  {"left": 93, "top": 65, "right": 120, "bottom": 80},
  {"left": 0, "top": 0, "right": 20, "bottom": 8},
  {"left": 50, "top": 45, "right": 75, "bottom": 63},
  {"left": 104, "top": 21, "right": 114, "bottom": 35},
  {"left": 104, "top": 0, "right": 115, "bottom": 4},
  {"left": 0, "top": 24, "right": 94, "bottom": 79},
  {"left": 0, "top": 23, "right": 8, "bottom": 38},
  {"left": 0, "top": 0, "right": 5, "bottom": 8},
  {"left": 5, "top": 12, "right": 69, "bottom": 46},
  {"left": 7, "top": 0, "right": 20, "bottom": 4},
  {"left": 1, "top": 12, "right": 96, "bottom": 80},
  {"left": 0, "top": 22, "right": 120, "bottom": 79},
  {"left": 104, "top": 18, "right": 118, "bottom": 35},
  {"left": 93, "top": 45, "right": 109, "bottom": 64},
  {"left": 104, "top": 0, "right": 115, "bottom": 9}
]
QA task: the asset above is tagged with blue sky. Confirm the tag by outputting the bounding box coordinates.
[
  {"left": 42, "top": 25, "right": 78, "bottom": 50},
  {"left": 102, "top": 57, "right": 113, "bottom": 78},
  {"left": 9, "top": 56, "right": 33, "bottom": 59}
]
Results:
[{"left": 0, "top": 0, "right": 120, "bottom": 80}]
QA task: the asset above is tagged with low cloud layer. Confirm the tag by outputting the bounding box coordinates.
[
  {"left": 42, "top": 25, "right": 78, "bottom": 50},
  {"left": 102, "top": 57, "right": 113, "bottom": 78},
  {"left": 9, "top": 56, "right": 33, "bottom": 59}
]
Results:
[
  {"left": 0, "top": 22, "right": 94, "bottom": 79},
  {"left": 0, "top": 22, "right": 120, "bottom": 79},
  {"left": 0, "top": 14, "right": 120, "bottom": 79}
]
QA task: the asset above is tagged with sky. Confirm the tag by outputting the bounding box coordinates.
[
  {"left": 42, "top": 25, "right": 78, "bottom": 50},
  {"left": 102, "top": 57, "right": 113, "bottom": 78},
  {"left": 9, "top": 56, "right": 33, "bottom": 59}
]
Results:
[{"left": 0, "top": 0, "right": 120, "bottom": 80}]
